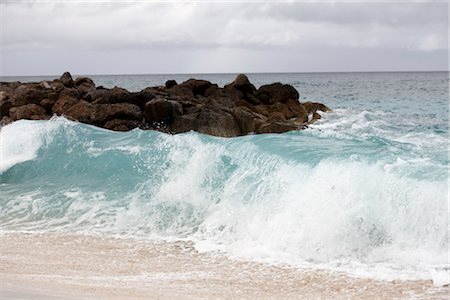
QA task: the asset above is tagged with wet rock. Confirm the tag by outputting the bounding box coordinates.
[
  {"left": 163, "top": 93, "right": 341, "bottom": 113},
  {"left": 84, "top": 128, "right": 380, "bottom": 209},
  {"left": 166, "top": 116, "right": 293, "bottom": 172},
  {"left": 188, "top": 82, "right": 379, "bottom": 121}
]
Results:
[
  {"left": 179, "top": 79, "right": 212, "bottom": 96},
  {"left": 9, "top": 104, "right": 47, "bottom": 120},
  {"left": 302, "top": 101, "right": 331, "bottom": 113},
  {"left": 40, "top": 98, "right": 57, "bottom": 114},
  {"left": 11, "top": 84, "right": 47, "bottom": 107},
  {"left": 52, "top": 96, "right": 79, "bottom": 115},
  {"left": 65, "top": 101, "right": 95, "bottom": 123},
  {"left": 257, "top": 83, "right": 299, "bottom": 104},
  {"left": 60, "top": 72, "right": 75, "bottom": 88},
  {"left": 91, "top": 103, "right": 142, "bottom": 125},
  {"left": 0, "top": 100, "right": 12, "bottom": 117},
  {"left": 144, "top": 98, "right": 183, "bottom": 124},
  {"left": 165, "top": 80, "right": 177, "bottom": 89},
  {"left": 103, "top": 119, "right": 141, "bottom": 131}
]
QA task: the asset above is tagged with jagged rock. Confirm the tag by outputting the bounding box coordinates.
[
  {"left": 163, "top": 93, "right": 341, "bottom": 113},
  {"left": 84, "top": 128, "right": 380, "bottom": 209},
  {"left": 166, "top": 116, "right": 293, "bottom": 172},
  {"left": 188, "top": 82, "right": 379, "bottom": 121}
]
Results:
[
  {"left": 0, "top": 72, "right": 330, "bottom": 136},
  {"left": 103, "top": 119, "right": 141, "bottom": 131},
  {"left": 302, "top": 101, "right": 331, "bottom": 113},
  {"left": 60, "top": 72, "right": 75, "bottom": 88},
  {"left": 91, "top": 103, "right": 142, "bottom": 125},
  {"left": 11, "top": 84, "right": 47, "bottom": 107},
  {"left": 52, "top": 96, "right": 79, "bottom": 115},
  {"left": 165, "top": 80, "right": 177, "bottom": 89},
  {"left": 232, "top": 106, "right": 256, "bottom": 134},
  {"left": 65, "top": 101, "right": 95, "bottom": 123},
  {"left": 196, "top": 108, "right": 241, "bottom": 137},
  {"left": 179, "top": 79, "right": 212, "bottom": 96},
  {"left": 40, "top": 98, "right": 56, "bottom": 114},
  {"left": 75, "top": 77, "right": 96, "bottom": 94},
  {"left": 144, "top": 98, "right": 183, "bottom": 124},
  {"left": 256, "top": 83, "right": 299, "bottom": 104},
  {"left": 0, "top": 100, "right": 12, "bottom": 117},
  {"left": 9, "top": 104, "right": 47, "bottom": 120}
]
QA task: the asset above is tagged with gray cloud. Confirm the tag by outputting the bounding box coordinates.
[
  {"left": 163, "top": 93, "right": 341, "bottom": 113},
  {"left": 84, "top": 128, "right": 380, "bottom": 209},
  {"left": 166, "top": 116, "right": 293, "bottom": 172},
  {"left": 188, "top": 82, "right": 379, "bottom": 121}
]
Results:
[{"left": 0, "top": 1, "right": 447, "bottom": 75}]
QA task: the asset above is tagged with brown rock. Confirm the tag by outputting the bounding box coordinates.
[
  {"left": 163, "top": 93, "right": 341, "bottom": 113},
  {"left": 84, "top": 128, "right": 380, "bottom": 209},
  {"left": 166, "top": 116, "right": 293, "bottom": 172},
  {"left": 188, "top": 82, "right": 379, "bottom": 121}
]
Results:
[
  {"left": 52, "top": 96, "right": 79, "bottom": 115},
  {"left": 9, "top": 104, "right": 47, "bottom": 120},
  {"left": 165, "top": 80, "right": 177, "bottom": 89},
  {"left": 11, "top": 84, "right": 47, "bottom": 107},
  {"left": 144, "top": 98, "right": 183, "bottom": 124},
  {"left": 256, "top": 83, "right": 299, "bottom": 104},
  {"left": 60, "top": 72, "right": 75, "bottom": 88},
  {"left": 103, "top": 119, "right": 141, "bottom": 131},
  {"left": 232, "top": 106, "right": 256, "bottom": 134},
  {"left": 0, "top": 100, "right": 12, "bottom": 117},
  {"left": 40, "top": 98, "right": 56, "bottom": 114},
  {"left": 91, "top": 103, "right": 142, "bottom": 125},
  {"left": 196, "top": 108, "right": 241, "bottom": 137},
  {"left": 179, "top": 79, "right": 212, "bottom": 96},
  {"left": 65, "top": 101, "right": 95, "bottom": 123},
  {"left": 302, "top": 102, "right": 331, "bottom": 113},
  {"left": 256, "top": 121, "right": 298, "bottom": 134}
]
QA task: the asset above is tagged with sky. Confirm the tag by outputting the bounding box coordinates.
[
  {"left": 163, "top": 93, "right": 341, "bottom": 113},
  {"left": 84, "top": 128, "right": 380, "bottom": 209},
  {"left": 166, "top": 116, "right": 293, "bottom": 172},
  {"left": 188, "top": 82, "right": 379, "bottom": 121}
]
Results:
[{"left": 0, "top": 0, "right": 448, "bottom": 76}]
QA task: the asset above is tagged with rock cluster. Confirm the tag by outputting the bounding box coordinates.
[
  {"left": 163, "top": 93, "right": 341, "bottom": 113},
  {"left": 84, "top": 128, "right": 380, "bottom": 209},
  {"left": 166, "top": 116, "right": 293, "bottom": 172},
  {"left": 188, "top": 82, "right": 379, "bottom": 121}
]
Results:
[{"left": 0, "top": 72, "right": 330, "bottom": 137}]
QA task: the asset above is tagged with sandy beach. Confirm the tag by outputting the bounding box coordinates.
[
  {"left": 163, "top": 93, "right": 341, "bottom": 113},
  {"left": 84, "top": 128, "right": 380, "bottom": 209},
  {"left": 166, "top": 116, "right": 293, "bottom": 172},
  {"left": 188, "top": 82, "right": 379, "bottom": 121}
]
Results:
[{"left": 0, "top": 232, "right": 447, "bottom": 299}]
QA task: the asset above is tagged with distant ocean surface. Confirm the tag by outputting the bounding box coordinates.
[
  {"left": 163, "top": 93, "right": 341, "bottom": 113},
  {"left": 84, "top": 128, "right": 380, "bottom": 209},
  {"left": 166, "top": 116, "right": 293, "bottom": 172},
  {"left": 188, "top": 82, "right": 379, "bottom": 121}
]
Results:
[{"left": 1, "top": 72, "right": 449, "bottom": 282}]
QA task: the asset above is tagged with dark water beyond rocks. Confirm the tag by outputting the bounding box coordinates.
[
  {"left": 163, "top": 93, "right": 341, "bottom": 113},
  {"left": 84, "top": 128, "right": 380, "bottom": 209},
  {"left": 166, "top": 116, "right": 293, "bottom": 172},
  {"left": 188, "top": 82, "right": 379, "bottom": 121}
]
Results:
[{"left": 0, "top": 72, "right": 330, "bottom": 137}]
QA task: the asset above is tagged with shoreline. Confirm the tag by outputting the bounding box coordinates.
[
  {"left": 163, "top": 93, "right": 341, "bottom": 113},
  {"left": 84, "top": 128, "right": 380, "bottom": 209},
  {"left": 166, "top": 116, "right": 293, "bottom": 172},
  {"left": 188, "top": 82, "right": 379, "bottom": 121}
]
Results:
[{"left": 0, "top": 232, "right": 447, "bottom": 299}]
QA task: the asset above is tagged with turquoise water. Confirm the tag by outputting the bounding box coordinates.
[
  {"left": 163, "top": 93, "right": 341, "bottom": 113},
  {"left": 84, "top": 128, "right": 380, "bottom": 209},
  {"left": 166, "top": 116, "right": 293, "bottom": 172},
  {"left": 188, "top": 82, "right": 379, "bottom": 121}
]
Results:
[{"left": 0, "top": 72, "right": 448, "bottom": 281}]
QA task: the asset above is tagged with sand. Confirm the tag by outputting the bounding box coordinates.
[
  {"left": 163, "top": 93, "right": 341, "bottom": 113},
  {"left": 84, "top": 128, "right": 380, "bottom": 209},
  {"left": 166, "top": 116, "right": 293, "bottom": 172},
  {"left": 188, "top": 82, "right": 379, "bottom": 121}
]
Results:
[{"left": 0, "top": 232, "right": 448, "bottom": 299}]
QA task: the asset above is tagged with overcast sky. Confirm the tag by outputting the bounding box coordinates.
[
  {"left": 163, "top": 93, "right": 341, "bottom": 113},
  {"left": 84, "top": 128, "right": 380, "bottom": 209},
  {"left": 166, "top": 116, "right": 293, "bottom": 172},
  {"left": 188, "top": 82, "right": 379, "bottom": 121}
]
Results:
[{"left": 0, "top": 0, "right": 448, "bottom": 76}]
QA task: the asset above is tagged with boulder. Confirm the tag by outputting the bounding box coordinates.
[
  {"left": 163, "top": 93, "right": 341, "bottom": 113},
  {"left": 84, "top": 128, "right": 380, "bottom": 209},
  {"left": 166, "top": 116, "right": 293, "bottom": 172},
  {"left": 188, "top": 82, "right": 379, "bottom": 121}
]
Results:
[
  {"left": 232, "top": 106, "right": 256, "bottom": 134},
  {"left": 9, "top": 104, "right": 47, "bottom": 120},
  {"left": 40, "top": 98, "right": 57, "bottom": 113},
  {"left": 256, "top": 83, "right": 299, "bottom": 104},
  {"left": 60, "top": 72, "right": 75, "bottom": 88},
  {"left": 196, "top": 108, "right": 241, "bottom": 137},
  {"left": 11, "top": 84, "right": 47, "bottom": 107},
  {"left": 0, "top": 100, "right": 12, "bottom": 117},
  {"left": 225, "top": 74, "right": 256, "bottom": 95},
  {"left": 165, "top": 80, "right": 177, "bottom": 89},
  {"left": 256, "top": 121, "right": 298, "bottom": 134},
  {"left": 52, "top": 96, "right": 79, "bottom": 115},
  {"left": 75, "top": 77, "right": 96, "bottom": 94},
  {"left": 91, "top": 103, "right": 142, "bottom": 125},
  {"left": 103, "top": 119, "right": 141, "bottom": 131},
  {"left": 144, "top": 98, "right": 183, "bottom": 124},
  {"left": 302, "top": 101, "right": 331, "bottom": 113},
  {"left": 179, "top": 79, "right": 212, "bottom": 96},
  {"left": 64, "top": 101, "right": 95, "bottom": 123}
]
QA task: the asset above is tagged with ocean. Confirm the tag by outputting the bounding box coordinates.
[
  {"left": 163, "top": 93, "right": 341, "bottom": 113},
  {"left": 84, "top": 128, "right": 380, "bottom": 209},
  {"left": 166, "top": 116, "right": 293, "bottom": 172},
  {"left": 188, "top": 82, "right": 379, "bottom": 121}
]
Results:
[{"left": 0, "top": 72, "right": 448, "bottom": 285}]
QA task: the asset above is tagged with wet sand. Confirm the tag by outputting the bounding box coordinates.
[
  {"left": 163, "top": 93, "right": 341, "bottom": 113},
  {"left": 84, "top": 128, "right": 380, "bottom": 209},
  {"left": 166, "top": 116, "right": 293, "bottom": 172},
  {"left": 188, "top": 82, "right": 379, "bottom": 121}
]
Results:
[{"left": 0, "top": 232, "right": 447, "bottom": 299}]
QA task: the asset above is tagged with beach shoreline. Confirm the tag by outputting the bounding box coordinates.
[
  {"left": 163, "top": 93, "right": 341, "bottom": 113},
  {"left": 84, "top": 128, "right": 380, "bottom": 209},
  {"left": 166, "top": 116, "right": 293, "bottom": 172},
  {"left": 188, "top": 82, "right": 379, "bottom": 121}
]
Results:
[{"left": 0, "top": 232, "right": 447, "bottom": 299}]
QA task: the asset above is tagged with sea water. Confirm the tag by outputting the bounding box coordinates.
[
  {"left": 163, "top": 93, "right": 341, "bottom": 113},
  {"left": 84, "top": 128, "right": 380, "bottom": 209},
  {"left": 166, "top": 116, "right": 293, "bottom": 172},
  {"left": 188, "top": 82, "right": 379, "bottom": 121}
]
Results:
[{"left": 0, "top": 72, "right": 448, "bottom": 283}]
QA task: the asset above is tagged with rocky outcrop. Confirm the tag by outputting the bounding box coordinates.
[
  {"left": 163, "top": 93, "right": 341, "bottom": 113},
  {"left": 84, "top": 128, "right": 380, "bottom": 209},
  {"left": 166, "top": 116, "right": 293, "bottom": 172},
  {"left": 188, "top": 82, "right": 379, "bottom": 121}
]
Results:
[{"left": 0, "top": 72, "right": 331, "bottom": 137}]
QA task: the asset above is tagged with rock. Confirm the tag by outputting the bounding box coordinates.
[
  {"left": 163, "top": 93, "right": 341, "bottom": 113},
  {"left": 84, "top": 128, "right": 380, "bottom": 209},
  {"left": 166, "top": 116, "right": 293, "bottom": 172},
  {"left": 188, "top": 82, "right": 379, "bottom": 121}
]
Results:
[
  {"left": 196, "top": 108, "right": 241, "bottom": 137},
  {"left": 0, "top": 100, "right": 12, "bottom": 117},
  {"left": 256, "top": 83, "right": 299, "bottom": 104},
  {"left": 52, "top": 96, "right": 79, "bottom": 115},
  {"left": 40, "top": 98, "right": 56, "bottom": 113},
  {"left": 225, "top": 74, "right": 256, "bottom": 95},
  {"left": 302, "top": 101, "right": 331, "bottom": 113},
  {"left": 11, "top": 84, "right": 47, "bottom": 107},
  {"left": 9, "top": 104, "right": 47, "bottom": 120},
  {"left": 144, "top": 98, "right": 183, "bottom": 124},
  {"left": 60, "top": 72, "right": 75, "bottom": 88},
  {"left": 0, "top": 116, "right": 12, "bottom": 126},
  {"left": 179, "top": 79, "right": 212, "bottom": 96},
  {"left": 167, "top": 85, "right": 195, "bottom": 98},
  {"left": 103, "top": 119, "right": 141, "bottom": 131},
  {"left": 232, "top": 106, "right": 256, "bottom": 134},
  {"left": 91, "top": 103, "right": 142, "bottom": 125},
  {"left": 256, "top": 121, "right": 298, "bottom": 134},
  {"left": 165, "top": 80, "right": 177, "bottom": 89},
  {"left": 59, "top": 88, "right": 83, "bottom": 100},
  {"left": 65, "top": 101, "right": 95, "bottom": 123},
  {"left": 75, "top": 77, "right": 96, "bottom": 94}
]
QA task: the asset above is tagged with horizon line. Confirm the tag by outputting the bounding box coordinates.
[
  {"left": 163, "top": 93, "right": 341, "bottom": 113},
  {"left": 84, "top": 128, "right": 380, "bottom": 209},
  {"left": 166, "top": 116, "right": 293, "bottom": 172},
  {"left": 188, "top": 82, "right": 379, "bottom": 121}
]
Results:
[{"left": 0, "top": 70, "right": 448, "bottom": 78}]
